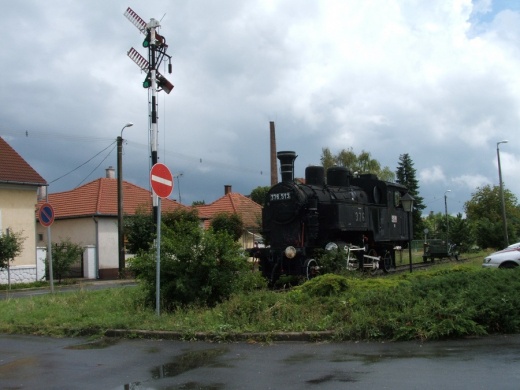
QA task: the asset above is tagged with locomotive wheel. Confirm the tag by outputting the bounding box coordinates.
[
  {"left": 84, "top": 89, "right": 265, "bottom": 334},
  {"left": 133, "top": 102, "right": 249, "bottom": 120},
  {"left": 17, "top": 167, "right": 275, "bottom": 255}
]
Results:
[
  {"left": 381, "top": 250, "right": 393, "bottom": 273},
  {"left": 305, "top": 259, "right": 320, "bottom": 280}
]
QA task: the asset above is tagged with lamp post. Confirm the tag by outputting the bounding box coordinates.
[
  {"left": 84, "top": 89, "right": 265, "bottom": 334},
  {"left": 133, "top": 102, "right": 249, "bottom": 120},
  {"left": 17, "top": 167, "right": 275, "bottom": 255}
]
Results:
[
  {"left": 401, "top": 192, "right": 415, "bottom": 273},
  {"left": 444, "top": 189, "right": 451, "bottom": 252},
  {"left": 117, "top": 122, "right": 133, "bottom": 278},
  {"left": 173, "top": 173, "right": 183, "bottom": 204},
  {"left": 497, "top": 140, "right": 509, "bottom": 247}
]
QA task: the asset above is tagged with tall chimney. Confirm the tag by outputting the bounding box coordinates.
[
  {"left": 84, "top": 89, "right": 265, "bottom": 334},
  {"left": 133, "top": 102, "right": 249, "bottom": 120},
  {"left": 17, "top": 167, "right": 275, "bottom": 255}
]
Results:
[
  {"left": 224, "top": 184, "right": 232, "bottom": 195},
  {"left": 270, "top": 121, "right": 278, "bottom": 186},
  {"left": 277, "top": 151, "right": 297, "bottom": 182}
]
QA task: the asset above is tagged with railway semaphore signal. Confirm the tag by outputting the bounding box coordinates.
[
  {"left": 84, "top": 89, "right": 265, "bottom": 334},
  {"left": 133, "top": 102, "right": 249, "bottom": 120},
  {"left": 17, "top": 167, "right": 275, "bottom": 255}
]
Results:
[
  {"left": 124, "top": 7, "right": 174, "bottom": 316},
  {"left": 124, "top": 7, "right": 173, "bottom": 221}
]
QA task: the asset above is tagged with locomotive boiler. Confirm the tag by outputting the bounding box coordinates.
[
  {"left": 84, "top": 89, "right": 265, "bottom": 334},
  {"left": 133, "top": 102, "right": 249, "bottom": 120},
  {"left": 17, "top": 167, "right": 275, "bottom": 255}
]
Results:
[{"left": 254, "top": 151, "right": 412, "bottom": 283}]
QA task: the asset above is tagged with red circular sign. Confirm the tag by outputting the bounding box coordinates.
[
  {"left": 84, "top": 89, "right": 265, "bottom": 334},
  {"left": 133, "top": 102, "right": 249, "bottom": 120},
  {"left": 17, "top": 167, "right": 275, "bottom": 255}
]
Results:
[
  {"left": 38, "top": 202, "right": 55, "bottom": 227},
  {"left": 150, "top": 163, "right": 174, "bottom": 198}
]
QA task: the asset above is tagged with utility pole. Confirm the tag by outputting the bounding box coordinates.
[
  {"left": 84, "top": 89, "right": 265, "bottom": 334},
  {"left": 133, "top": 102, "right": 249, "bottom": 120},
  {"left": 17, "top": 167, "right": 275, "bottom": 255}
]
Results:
[
  {"left": 444, "top": 189, "right": 451, "bottom": 253},
  {"left": 117, "top": 122, "right": 133, "bottom": 277},
  {"left": 497, "top": 140, "right": 509, "bottom": 246}
]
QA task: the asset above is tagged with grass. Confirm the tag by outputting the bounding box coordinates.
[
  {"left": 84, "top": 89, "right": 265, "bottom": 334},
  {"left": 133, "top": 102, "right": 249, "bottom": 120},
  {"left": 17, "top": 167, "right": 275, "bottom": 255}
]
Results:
[{"left": 1, "top": 249, "right": 515, "bottom": 342}]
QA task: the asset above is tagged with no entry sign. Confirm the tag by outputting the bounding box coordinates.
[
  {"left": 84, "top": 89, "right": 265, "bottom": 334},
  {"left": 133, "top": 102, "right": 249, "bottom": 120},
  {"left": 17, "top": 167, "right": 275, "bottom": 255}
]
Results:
[
  {"left": 38, "top": 203, "right": 55, "bottom": 227},
  {"left": 150, "top": 163, "right": 174, "bottom": 198}
]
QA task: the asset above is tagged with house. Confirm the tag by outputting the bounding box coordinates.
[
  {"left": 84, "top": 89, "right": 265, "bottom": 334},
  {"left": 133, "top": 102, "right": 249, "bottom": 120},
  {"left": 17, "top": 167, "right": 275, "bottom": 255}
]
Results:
[
  {"left": 36, "top": 167, "right": 186, "bottom": 279},
  {"left": 0, "top": 137, "right": 47, "bottom": 284},
  {"left": 195, "top": 185, "right": 262, "bottom": 248}
]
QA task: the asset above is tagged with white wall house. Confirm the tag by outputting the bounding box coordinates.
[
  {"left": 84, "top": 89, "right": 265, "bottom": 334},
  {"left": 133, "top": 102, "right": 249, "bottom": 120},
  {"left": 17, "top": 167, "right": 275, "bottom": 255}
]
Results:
[{"left": 37, "top": 167, "right": 186, "bottom": 279}]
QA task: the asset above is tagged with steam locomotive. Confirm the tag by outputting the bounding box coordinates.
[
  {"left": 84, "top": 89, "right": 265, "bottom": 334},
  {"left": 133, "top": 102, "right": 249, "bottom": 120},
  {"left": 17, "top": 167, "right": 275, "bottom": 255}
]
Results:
[{"left": 253, "top": 151, "right": 412, "bottom": 283}]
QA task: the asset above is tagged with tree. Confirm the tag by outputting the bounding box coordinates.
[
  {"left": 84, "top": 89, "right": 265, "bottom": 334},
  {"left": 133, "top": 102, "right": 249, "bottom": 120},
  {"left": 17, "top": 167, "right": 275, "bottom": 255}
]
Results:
[
  {"left": 250, "top": 186, "right": 270, "bottom": 207},
  {"left": 395, "top": 153, "right": 426, "bottom": 239},
  {"left": 423, "top": 212, "right": 445, "bottom": 240},
  {"left": 0, "top": 229, "right": 25, "bottom": 270},
  {"left": 210, "top": 212, "right": 244, "bottom": 241},
  {"left": 464, "top": 185, "right": 520, "bottom": 249},
  {"left": 47, "top": 239, "right": 83, "bottom": 283},
  {"left": 320, "top": 147, "right": 395, "bottom": 182},
  {"left": 448, "top": 213, "right": 474, "bottom": 253}
]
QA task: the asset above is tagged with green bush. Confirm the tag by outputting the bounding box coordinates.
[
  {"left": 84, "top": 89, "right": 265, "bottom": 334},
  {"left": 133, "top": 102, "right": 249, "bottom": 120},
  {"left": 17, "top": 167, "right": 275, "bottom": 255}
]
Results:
[
  {"left": 316, "top": 248, "right": 348, "bottom": 275},
  {"left": 295, "top": 274, "right": 350, "bottom": 297},
  {"left": 129, "top": 219, "right": 254, "bottom": 310},
  {"left": 46, "top": 238, "right": 83, "bottom": 283},
  {"left": 210, "top": 212, "right": 244, "bottom": 241},
  {"left": 0, "top": 228, "right": 25, "bottom": 270}
]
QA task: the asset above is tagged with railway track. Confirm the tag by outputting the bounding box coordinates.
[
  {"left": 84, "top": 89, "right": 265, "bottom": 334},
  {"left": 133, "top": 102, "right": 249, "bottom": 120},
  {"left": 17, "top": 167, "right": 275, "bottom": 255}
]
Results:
[{"left": 392, "top": 254, "right": 481, "bottom": 273}]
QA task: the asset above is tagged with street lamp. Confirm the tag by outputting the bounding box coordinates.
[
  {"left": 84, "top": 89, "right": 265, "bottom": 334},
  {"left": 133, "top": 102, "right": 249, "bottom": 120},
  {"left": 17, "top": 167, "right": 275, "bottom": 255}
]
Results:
[
  {"left": 118, "top": 122, "right": 133, "bottom": 278},
  {"left": 497, "top": 140, "right": 509, "bottom": 247},
  {"left": 444, "top": 189, "right": 451, "bottom": 252},
  {"left": 173, "top": 173, "right": 183, "bottom": 204},
  {"left": 401, "top": 192, "right": 415, "bottom": 273}
]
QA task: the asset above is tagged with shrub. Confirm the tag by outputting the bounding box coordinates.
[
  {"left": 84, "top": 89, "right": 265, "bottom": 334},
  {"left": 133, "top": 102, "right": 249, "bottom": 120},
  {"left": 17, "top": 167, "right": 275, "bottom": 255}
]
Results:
[
  {"left": 47, "top": 239, "right": 83, "bottom": 283},
  {"left": 210, "top": 212, "right": 244, "bottom": 241},
  {"left": 295, "top": 274, "right": 350, "bottom": 297},
  {"left": 316, "top": 248, "right": 348, "bottom": 275},
  {"left": 129, "top": 219, "right": 253, "bottom": 310},
  {"left": 0, "top": 228, "right": 25, "bottom": 269}
]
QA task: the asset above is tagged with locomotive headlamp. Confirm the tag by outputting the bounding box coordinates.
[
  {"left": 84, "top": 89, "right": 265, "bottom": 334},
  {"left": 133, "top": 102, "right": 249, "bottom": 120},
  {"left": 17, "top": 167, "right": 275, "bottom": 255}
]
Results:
[
  {"left": 285, "top": 246, "right": 297, "bottom": 259},
  {"left": 325, "top": 242, "right": 338, "bottom": 251}
]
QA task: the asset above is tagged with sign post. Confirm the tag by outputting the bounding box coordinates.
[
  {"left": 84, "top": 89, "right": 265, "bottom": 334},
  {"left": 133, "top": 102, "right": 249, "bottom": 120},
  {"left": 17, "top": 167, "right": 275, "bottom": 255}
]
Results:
[
  {"left": 150, "top": 163, "right": 174, "bottom": 316},
  {"left": 38, "top": 203, "right": 55, "bottom": 293}
]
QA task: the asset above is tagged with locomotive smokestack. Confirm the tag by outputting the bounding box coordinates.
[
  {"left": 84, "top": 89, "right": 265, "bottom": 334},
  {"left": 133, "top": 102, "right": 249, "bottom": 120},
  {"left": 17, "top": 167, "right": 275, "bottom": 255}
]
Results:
[
  {"left": 277, "top": 151, "right": 297, "bottom": 182},
  {"left": 270, "top": 121, "right": 278, "bottom": 186}
]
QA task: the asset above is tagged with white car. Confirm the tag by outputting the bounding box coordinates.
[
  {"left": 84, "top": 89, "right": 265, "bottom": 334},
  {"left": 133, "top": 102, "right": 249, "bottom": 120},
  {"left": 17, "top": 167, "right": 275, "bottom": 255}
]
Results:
[{"left": 482, "top": 242, "right": 520, "bottom": 268}]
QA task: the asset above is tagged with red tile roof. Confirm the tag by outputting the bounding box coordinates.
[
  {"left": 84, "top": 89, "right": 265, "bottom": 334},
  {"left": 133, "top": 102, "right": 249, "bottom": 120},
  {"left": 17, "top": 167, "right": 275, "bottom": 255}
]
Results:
[
  {"left": 195, "top": 191, "right": 262, "bottom": 229},
  {"left": 40, "top": 178, "right": 185, "bottom": 219},
  {"left": 0, "top": 137, "right": 46, "bottom": 186}
]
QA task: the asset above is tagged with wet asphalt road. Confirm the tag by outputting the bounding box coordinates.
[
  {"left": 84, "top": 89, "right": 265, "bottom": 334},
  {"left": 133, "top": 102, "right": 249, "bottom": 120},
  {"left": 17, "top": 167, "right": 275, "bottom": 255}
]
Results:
[{"left": 1, "top": 334, "right": 519, "bottom": 389}]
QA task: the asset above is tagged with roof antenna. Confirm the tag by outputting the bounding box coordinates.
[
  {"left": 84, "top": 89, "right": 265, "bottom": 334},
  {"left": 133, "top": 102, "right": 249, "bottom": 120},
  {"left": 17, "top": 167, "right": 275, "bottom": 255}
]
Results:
[{"left": 159, "top": 13, "right": 166, "bottom": 22}]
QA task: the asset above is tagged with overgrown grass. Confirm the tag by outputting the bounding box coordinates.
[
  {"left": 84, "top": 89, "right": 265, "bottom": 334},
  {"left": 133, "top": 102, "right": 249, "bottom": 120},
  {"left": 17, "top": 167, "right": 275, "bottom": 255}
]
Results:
[{"left": 1, "top": 255, "right": 518, "bottom": 341}]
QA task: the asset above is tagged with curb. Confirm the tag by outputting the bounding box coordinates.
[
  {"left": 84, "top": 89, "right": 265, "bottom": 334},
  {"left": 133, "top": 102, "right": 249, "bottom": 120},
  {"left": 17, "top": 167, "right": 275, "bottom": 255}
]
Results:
[{"left": 105, "top": 329, "right": 337, "bottom": 342}]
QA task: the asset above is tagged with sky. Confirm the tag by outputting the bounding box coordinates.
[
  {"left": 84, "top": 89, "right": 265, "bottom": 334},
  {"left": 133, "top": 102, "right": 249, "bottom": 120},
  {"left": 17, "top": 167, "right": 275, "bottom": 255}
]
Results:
[{"left": 1, "top": 0, "right": 519, "bottom": 216}]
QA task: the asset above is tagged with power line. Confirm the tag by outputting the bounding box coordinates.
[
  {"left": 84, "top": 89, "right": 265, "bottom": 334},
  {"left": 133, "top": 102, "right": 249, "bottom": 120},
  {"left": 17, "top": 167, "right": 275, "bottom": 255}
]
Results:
[
  {"left": 75, "top": 143, "right": 117, "bottom": 188},
  {"left": 0, "top": 128, "right": 113, "bottom": 143},
  {"left": 49, "top": 141, "right": 117, "bottom": 185},
  {"left": 5, "top": 128, "right": 269, "bottom": 178}
]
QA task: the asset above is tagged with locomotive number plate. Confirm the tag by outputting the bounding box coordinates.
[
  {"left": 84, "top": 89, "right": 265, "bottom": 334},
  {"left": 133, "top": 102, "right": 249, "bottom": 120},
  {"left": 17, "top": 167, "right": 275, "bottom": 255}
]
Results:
[{"left": 270, "top": 192, "right": 291, "bottom": 201}]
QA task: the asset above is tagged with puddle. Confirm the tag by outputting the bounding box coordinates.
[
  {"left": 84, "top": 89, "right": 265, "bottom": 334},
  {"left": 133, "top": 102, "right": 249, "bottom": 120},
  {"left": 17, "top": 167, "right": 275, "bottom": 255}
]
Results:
[
  {"left": 119, "top": 348, "right": 229, "bottom": 390},
  {"left": 170, "top": 382, "right": 225, "bottom": 389},
  {"left": 306, "top": 372, "right": 359, "bottom": 384},
  {"left": 151, "top": 348, "right": 229, "bottom": 379},
  {"left": 65, "top": 337, "right": 120, "bottom": 350},
  {"left": 116, "top": 381, "right": 224, "bottom": 390}
]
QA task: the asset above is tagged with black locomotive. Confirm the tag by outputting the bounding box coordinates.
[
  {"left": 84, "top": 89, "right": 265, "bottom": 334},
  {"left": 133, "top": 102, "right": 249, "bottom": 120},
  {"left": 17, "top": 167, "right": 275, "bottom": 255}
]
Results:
[{"left": 253, "top": 151, "right": 412, "bottom": 283}]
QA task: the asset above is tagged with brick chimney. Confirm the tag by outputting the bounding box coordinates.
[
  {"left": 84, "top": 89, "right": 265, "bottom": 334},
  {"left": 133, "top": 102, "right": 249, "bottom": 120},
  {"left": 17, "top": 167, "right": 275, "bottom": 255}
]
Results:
[
  {"left": 270, "top": 121, "right": 278, "bottom": 185},
  {"left": 224, "top": 184, "right": 232, "bottom": 195}
]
